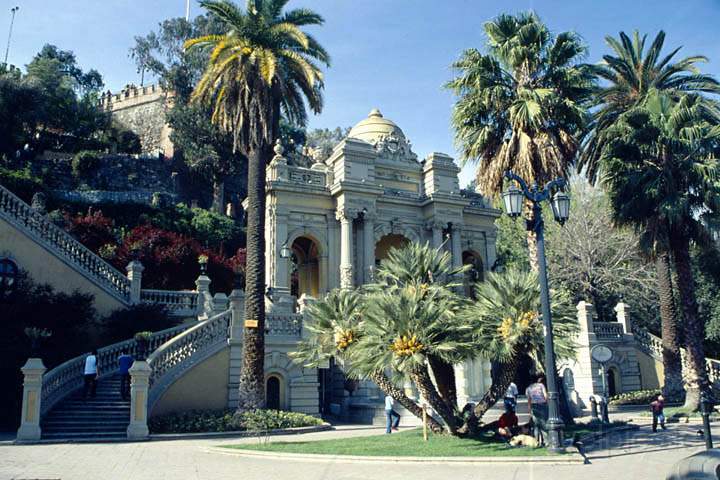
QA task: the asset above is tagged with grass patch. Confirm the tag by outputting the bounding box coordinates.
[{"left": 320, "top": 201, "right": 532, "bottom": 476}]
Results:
[
  {"left": 224, "top": 428, "right": 560, "bottom": 457},
  {"left": 638, "top": 407, "right": 720, "bottom": 419}
]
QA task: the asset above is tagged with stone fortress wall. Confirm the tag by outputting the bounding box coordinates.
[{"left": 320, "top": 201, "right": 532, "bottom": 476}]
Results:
[{"left": 99, "top": 84, "right": 174, "bottom": 157}]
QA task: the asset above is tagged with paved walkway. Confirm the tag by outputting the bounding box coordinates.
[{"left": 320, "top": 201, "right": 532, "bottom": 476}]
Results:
[{"left": 0, "top": 422, "right": 708, "bottom": 480}]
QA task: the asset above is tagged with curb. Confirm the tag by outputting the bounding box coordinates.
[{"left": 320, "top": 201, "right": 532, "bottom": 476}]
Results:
[
  {"left": 149, "top": 423, "right": 333, "bottom": 441},
  {"left": 205, "top": 446, "right": 585, "bottom": 465},
  {"left": 11, "top": 423, "right": 332, "bottom": 445}
]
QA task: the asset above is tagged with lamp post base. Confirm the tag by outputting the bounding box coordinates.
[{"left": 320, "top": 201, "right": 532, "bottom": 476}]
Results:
[{"left": 546, "top": 419, "right": 566, "bottom": 453}]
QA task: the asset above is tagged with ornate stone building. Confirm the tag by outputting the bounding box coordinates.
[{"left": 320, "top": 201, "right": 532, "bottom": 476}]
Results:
[{"left": 262, "top": 109, "right": 501, "bottom": 417}]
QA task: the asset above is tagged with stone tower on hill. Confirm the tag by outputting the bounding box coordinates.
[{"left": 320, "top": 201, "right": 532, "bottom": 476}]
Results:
[{"left": 100, "top": 84, "right": 174, "bottom": 158}]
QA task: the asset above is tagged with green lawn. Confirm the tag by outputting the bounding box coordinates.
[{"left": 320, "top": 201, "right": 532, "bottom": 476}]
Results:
[
  {"left": 224, "top": 428, "right": 558, "bottom": 457},
  {"left": 639, "top": 407, "right": 719, "bottom": 419}
]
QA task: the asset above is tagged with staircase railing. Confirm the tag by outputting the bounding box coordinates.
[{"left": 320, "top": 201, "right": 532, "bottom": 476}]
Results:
[
  {"left": 40, "top": 323, "right": 191, "bottom": 416},
  {"left": 0, "top": 183, "right": 131, "bottom": 302},
  {"left": 147, "top": 309, "right": 232, "bottom": 410},
  {"left": 141, "top": 289, "right": 199, "bottom": 317},
  {"left": 635, "top": 327, "right": 720, "bottom": 385}
]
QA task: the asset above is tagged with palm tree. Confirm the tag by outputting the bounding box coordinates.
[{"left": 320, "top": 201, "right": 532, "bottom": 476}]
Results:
[
  {"left": 291, "top": 288, "right": 445, "bottom": 433},
  {"left": 581, "top": 30, "right": 720, "bottom": 402},
  {"left": 186, "top": 0, "right": 329, "bottom": 411},
  {"left": 446, "top": 12, "right": 593, "bottom": 270},
  {"left": 462, "top": 269, "right": 578, "bottom": 420},
  {"left": 601, "top": 91, "right": 720, "bottom": 409}
]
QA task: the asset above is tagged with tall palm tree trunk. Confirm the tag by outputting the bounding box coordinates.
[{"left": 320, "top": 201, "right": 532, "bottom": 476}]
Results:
[
  {"left": 473, "top": 357, "right": 519, "bottom": 421},
  {"left": 427, "top": 356, "right": 458, "bottom": 409},
  {"left": 236, "top": 147, "right": 266, "bottom": 412},
  {"left": 370, "top": 371, "right": 444, "bottom": 433},
  {"left": 656, "top": 252, "right": 684, "bottom": 401},
  {"left": 670, "top": 231, "right": 708, "bottom": 411}
]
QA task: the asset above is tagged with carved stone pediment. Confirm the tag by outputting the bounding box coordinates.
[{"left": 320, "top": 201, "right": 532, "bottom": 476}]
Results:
[{"left": 372, "top": 133, "right": 418, "bottom": 163}]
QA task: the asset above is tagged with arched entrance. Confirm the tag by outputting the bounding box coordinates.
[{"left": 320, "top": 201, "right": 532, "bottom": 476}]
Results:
[
  {"left": 462, "top": 251, "right": 483, "bottom": 297},
  {"left": 290, "top": 236, "right": 321, "bottom": 298},
  {"left": 375, "top": 234, "right": 410, "bottom": 265},
  {"left": 606, "top": 367, "right": 621, "bottom": 397},
  {"left": 266, "top": 375, "right": 282, "bottom": 410}
]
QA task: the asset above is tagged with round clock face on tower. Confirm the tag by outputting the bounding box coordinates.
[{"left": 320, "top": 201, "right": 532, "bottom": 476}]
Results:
[{"left": 591, "top": 345, "right": 613, "bottom": 364}]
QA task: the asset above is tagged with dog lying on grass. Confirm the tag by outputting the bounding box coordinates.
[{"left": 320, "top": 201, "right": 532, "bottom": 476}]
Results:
[{"left": 509, "top": 434, "right": 540, "bottom": 448}]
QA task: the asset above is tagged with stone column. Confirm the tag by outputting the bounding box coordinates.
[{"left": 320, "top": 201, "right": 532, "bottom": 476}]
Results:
[
  {"left": 195, "top": 274, "right": 212, "bottom": 320},
  {"left": 274, "top": 211, "right": 290, "bottom": 295},
  {"left": 451, "top": 224, "right": 463, "bottom": 265},
  {"left": 16, "top": 358, "right": 46, "bottom": 442},
  {"left": 426, "top": 220, "right": 445, "bottom": 249},
  {"left": 228, "top": 289, "right": 245, "bottom": 408},
  {"left": 337, "top": 208, "right": 356, "bottom": 289},
  {"left": 126, "top": 261, "right": 144, "bottom": 304},
  {"left": 577, "top": 301, "right": 595, "bottom": 339},
  {"left": 126, "top": 360, "right": 151, "bottom": 440},
  {"left": 615, "top": 302, "right": 632, "bottom": 334},
  {"left": 362, "top": 212, "right": 376, "bottom": 283}
]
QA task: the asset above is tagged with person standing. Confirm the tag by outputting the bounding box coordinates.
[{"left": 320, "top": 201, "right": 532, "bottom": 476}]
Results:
[
  {"left": 650, "top": 394, "right": 667, "bottom": 432},
  {"left": 384, "top": 394, "right": 401, "bottom": 434},
  {"left": 526, "top": 375, "right": 549, "bottom": 445},
  {"left": 83, "top": 349, "right": 99, "bottom": 399},
  {"left": 504, "top": 381, "right": 519, "bottom": 412},
  {"left": 118, "top": 351, "right": 134, "bottom": 400}
]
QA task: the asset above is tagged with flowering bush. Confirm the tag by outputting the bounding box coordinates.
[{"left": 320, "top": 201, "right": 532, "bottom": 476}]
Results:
[
  {"left": 608, "top": 389, "right": 662, "bottom": 406},
  {"left": 65, "top": 209, "right": 117, "bottom": 252}
]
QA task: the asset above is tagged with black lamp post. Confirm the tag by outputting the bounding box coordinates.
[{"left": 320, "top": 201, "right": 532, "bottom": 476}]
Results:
[
  {"left": 700, "top": 390, "right": 714, "bottom": 450},
  {"left": 501, "top": 170, "right": 570, "bottom": 453}
]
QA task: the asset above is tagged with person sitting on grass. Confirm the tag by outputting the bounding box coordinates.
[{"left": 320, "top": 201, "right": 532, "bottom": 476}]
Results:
[{"left": 497, "top": 408, "right": 519, "bottom": 440}]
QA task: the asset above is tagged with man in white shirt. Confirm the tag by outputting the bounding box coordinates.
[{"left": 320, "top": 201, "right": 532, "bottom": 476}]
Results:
[
  {"left": 83, "top": 350, "right": 99, "bottom": 399},
  {"left": 384, "top": 395, "right": 400, "bottom": 434},
  {"left": 503, "top": 381, "right": 519, "bottom": 412}
]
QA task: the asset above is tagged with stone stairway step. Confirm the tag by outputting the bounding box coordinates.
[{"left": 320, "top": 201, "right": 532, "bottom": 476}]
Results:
[
  {"left": 43, "top": 425, "right": 128, "bottom": 433},
  {"left": 41, "top": 431, "right": 128, "bottom": 440}
]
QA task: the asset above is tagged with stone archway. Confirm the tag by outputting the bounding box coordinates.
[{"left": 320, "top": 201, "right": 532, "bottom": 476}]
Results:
[
  {"left": 266, "top": 374, "right": 284, "bottom": 410},
  {"left": 462, "top": 250, "right": 484, "bottom": 297},
  {"left": 290, "top": 236, "right": 321, "bottom": 298},
  {"left": 375, "top": 234, "right": 410, "bottom": 265}
]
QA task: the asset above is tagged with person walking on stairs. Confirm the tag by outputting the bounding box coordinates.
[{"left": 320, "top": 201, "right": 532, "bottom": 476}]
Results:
[
  {"left": 385, "top": 394, "right": 401, "bottom": 434},
  {"left": 83, "top": 349, "right": 99, "bottom": 399},
  {"left": 118, "top": 351, "right": 134, "bottom": 400}
]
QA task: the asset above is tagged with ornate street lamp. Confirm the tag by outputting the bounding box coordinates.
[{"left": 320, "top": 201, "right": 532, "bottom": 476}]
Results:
[
  {"left": 500, "top": 170, "right": 569, "bottom": 453},
  {"left": 279, "top": 243, "right": 292, "bottom": 259}
]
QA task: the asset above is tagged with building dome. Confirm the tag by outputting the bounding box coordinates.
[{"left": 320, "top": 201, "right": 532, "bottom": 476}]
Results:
[{"left": 347, "top": 108, "right": 406, "bottom": 144}]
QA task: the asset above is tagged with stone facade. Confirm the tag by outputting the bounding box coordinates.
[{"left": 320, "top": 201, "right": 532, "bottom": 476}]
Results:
[
  {"left": 100, "top": 84, "right": 174, "bottom": 157},
  {"left": 262, "top": 109, "right": 500, "bottom": 419}
]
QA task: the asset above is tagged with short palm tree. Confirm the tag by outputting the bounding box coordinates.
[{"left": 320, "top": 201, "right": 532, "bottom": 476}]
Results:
[
  {"left": 601, "top": 91, "right": 720, "bottom": 409},
  {"left": 581, "top": 30, "right": 720, "bottom": 402},
  {"left": 462, "top": 269, "right": 578, "bottom": 420},
  {"left": 291, "top": 288, "right": 445, "bottom": 433},
  {"left": 446, "top": 12, "right": 593, "bottom": 270},
  {"left": 186, "top": 0, "right": 329, "bottom": 410}
]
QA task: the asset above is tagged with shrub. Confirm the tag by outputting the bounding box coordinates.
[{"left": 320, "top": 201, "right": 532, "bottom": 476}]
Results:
[
  {"left": 0, "top": 166, "right": 44, "bottom": 202},
  {"left": 99, "top": 304, "right": 177, "bottom": 345},
  {"left": 71, "top": 150, "right": 100, "bottom": 177},
  {"left": 65, "top": 209, "right": 117, "bottom": 252},
  {"left": 148, "top": 409, "right": 322, "bottom": 434},
  {"left": 117, "top": 130, "right": 141, "bottom": 154},
  {"left": 609, "top": 389, "right": 662, "bottom": 406},
  {"left": 238, "top": 409, "right": 323, "bottom": 432}
]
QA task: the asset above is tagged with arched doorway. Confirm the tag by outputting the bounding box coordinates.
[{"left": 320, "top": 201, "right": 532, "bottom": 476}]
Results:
[
  {"left": 290, "top": 236, "right": 321, "bottom": 298},
  {"left": 375, "top": 234, "right": 410, "bottom": 265},
  {"left": 606, "top": 367, "right": 621, "bottom": 397},
  {"left": 462, "top": 251, "right": 483, "bottom": 297},
  {"left": 266, "top": 375, "right": 282, "bottom": 410}
]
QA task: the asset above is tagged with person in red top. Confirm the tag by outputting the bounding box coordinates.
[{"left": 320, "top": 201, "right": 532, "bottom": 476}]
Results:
[
  {"left": 650, "top": 394, "right": 666, "bottom": 432},
  {"left": 497, "top": 409, "right": 519, "bottom": 440}
]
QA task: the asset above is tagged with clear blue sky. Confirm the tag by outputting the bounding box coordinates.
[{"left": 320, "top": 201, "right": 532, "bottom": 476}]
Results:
[{"left": 6, "top": 0, "right": 720, "bottom": 185}]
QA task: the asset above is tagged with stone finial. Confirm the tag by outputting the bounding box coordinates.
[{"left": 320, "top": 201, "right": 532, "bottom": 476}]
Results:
[
  {"left": 273, "top": 139, "right": 284, "bottom": 156},
  {"left": 369, "top": 108, "right": 383, "bottom": 118},
  {"left": 615, "top": 302, "right": 631, "bottom": 334}
]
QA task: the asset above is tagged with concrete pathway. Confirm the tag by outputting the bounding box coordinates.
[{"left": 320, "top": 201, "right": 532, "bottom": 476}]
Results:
[{"left": 0, "top": 422, "right": 708, "bottom": 480}]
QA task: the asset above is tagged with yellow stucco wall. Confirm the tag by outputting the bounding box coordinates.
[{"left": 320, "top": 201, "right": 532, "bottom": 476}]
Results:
[
  {"left": 151, "top": 347, "right": 229, "bottom": 417},
  {"left": 636, "top": 350, "right": 664, "bottom": 390},
  {"left": 0, "top": 217, "right": 125, "bottom": 315}
]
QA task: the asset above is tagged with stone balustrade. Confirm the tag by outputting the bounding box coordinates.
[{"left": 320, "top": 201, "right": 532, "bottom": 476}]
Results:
[
  {"left": 0, "top": 183, "right": 131, "bottom": 302},
  {"left": 140, "top": 289, "right": 199, "bottom": 317},
  {"left": 40, "top": 324, "right": 189, "bottom": 417},
  {"left": 592, "top": 321, "right": 625, "bottom": 340},
  {"left": 266, "top": 313, "right": 303, "bottom": 337}
]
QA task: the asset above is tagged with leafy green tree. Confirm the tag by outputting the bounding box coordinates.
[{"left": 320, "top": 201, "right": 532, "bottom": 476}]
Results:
[
  {"left": 582, "top": 31, "right": 720, "bottom": 402},
  {"left": 447, "top": 12, "right": 593, "bottom": 270},
  {"left": 601, "top": 91, "right": 720, "bottom": 409},
  {"left": 186, "top": 0, "right": 329, "bottom": 411}
]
